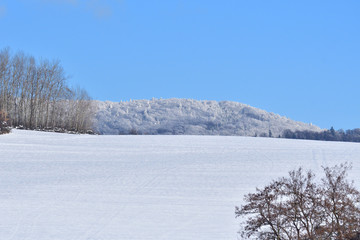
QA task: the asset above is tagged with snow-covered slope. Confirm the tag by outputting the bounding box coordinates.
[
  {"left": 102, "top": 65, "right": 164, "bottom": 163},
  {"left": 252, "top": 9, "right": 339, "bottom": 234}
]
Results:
[
  {"left": 93, "top": 98, "right": 321, "bottom": 136},
  {"left": 1, "top": 130, "right": 360, "bottom": 240}
]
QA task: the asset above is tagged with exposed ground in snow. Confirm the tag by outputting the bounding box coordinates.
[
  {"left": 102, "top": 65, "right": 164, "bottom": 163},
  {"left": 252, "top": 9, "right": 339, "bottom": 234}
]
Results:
[
  {"left": 1, "top": 130, "right": 360, "bottom": 240},
  {"left": 94, "top": 98, "right": 321, "bottom": 136}
]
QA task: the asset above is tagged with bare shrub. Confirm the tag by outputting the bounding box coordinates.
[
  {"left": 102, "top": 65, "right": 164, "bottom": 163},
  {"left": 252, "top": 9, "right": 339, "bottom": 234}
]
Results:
[{"left": 236, "top": 163, "right": 360, "bottom": 239}]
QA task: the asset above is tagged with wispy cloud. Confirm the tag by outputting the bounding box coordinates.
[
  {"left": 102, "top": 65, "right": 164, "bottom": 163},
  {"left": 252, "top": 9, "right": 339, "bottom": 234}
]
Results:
[
  {"left": 0, "top": 5, "right": 6, "bottom": 18},
  {"left": 86, "top": 0, "right": 113, "bottom": 19},
  {"left": 41, "top": 0, "right": 78, "bottom": 6},
  {"left": 40, "top": 0, "right": 118, "bottom": 19}
]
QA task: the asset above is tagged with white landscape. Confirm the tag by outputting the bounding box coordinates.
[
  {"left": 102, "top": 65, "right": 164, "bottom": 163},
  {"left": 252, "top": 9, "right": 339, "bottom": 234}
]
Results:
[
  {"left": 94, "top": 98, "right": 321, "bottom": 136},
  {"left": 1, "top": 129, "right": 360, "bottom": 240}
]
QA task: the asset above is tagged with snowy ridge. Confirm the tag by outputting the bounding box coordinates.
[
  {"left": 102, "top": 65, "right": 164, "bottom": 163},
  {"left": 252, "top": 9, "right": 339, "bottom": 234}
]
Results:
[{"left": 93, "top": 98, "right": 321, "bottom": 135}]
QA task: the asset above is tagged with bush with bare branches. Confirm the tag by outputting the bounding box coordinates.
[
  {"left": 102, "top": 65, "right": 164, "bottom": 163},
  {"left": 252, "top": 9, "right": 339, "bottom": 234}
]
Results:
[{"left": 236, "top": 163, "right": 360, "bottom": 240}]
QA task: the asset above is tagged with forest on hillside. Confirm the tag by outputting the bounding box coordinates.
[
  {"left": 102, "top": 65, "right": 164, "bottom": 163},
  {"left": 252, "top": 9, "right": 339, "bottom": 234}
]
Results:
[
  {"left": 93, "top": 99, "right": 321, "bottom": 136},
  {"left": 1, "top": 48, "right": 359, "bottom": 141},
  {"left": 94, "top": 99, "right": 360, "bottom": 143},
  {"left": 282, "top": 127, "right": 360, "bottom": 142},
  {"left": 0, "top": 47, "right": 94, "bottom": 133}
]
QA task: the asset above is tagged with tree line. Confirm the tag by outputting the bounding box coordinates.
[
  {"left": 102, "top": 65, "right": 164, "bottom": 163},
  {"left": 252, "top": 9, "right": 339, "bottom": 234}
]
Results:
[
  {"left": 282, "top": 127, "right": 360, "bottom": 142},
  {"left": 236, "top": 163, "right": 360, "bottom": 239},
  {"left": 0, "top": 47, "right": 94, "bottom": 133},
  {"left": 0, "top": 110, "right": 10, "bottom": 134}
]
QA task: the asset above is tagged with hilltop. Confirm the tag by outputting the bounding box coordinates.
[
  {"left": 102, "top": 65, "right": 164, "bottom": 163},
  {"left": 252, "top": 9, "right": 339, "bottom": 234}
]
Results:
[{"left": 93, "top": 98, "right": 321, "bottom": 136}]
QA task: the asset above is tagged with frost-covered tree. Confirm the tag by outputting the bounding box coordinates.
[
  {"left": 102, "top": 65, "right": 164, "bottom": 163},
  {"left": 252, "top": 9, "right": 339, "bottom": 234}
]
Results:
[{"left": 93, "top": 98, "right": 321, "bottom": 136}]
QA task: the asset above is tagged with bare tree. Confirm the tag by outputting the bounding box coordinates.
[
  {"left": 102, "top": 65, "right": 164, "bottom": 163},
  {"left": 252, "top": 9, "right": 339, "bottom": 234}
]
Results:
[
  {"left": 0, "top": 110, "right": 10, "bottom": 134},
  {"left": 0, "top": 47, "right": 94, "bottom": 133},
  {"left": 0, "top": 47, "right": 11, "bottom": 114},
  {"left": 319, "top": 163, "right": 360, "bottom": 239},
  {"left": 236, "top": 163, "right": 360, "bottom": 239}
]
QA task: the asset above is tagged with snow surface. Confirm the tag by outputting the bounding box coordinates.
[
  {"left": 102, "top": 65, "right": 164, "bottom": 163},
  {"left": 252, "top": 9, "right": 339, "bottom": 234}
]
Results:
[
  {"left": 1, "top": 130, "right": 360, "bottom": 240},
  {"left": 93, "top": 98, "right": 321, "bottom": 136}
]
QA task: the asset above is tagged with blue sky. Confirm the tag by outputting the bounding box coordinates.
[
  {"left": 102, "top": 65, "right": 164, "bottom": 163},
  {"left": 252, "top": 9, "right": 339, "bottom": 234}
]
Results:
[{"left": 0, "top": 0, "right": 359, "bottom": 130}]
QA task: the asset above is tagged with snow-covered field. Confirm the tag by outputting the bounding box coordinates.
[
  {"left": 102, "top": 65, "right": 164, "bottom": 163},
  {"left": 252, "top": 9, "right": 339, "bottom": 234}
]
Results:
[{"left": 1, "top": 130, "right": 360, "bottom": 240}]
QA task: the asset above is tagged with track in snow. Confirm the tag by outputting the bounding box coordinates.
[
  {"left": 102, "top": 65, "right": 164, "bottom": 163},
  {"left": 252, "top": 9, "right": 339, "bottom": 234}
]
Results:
[{"left": 1, "top": 130, "right": 360, "bottom": 240}]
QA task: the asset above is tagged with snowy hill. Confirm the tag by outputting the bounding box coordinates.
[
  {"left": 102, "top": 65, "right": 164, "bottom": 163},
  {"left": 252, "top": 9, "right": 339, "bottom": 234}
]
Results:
[
  {"left": 1, "top": 130, "right": 360, "bottom": 240},
  {"left": 93, "top": 98, "right": 321, "bottom": 135}
]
